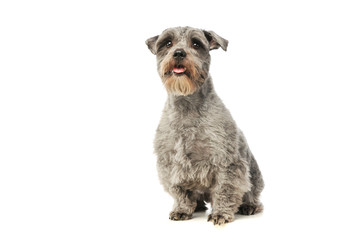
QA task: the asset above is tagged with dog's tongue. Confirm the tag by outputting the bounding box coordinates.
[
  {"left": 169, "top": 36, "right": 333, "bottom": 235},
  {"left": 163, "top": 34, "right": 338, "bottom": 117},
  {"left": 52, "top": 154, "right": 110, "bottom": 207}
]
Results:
[{"left": 173, "top": 67, "right": 186, "bottom": 74}]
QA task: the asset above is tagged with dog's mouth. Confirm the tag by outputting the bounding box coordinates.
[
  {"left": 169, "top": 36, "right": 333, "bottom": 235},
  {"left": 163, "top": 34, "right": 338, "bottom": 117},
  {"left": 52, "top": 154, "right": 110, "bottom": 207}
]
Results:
[{"left": 172, "top": 65, "right": 186, "bottom": 75}]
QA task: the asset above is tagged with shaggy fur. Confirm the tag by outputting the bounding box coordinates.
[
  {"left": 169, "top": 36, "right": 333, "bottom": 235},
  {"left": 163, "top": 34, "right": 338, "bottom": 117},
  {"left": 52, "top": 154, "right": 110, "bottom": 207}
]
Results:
[{"left": 146, "top": 26, "right": 264, "bottom": 225}]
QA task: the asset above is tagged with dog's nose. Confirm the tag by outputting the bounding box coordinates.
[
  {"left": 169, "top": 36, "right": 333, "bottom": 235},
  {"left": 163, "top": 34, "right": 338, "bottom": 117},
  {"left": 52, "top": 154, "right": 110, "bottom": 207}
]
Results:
[{"left": 173, "top": 49, "right": 187, "bottom": 59}]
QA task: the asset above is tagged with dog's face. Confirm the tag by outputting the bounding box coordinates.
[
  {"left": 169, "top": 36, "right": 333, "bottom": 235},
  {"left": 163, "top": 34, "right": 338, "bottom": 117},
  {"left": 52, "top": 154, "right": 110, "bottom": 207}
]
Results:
[{"left": 146, "top": 27, "right": 228, "bottom": 96}]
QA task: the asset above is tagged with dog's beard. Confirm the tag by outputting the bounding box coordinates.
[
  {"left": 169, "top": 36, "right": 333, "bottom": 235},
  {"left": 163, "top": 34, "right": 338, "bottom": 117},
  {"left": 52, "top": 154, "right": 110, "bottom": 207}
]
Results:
[
  {"left": 164, "top": 74, "right": 197, "bottom": 96},
  {"left": 160, "top": 57, "right": 205, "bottom": 96}
]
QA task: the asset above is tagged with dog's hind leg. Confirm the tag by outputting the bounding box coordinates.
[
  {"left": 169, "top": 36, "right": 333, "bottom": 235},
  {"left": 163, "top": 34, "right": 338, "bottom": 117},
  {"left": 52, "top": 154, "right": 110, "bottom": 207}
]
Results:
[
  {"left": 238, "top": 188, "right": 263, "bottom": 216},
  {"left": 194, "top": 191, "right": 212, "bottom": 212},
  {"left": 194, "top": 200, "right": 208, "bottom": 212},
  {"left": 238, "top": 153, "right": 264, "bottom": 215}
]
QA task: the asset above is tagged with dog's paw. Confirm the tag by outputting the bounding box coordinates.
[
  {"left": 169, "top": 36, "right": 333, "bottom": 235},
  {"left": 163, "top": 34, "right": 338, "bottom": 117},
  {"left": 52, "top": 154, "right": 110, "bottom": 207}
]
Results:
[
  {"left": 169, "top": 211, "right": 192, "bottom": 221},
  {"left": 238, "top": 204, "right": 263, "bottom": 215},
  {"left": 207, "top": 213, "right": 233, "bottom": 225}
]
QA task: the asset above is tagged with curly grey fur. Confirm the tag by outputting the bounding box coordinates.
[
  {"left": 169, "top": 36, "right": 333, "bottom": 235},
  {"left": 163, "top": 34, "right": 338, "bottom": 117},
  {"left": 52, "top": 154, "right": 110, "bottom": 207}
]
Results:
[{"left": 146, "top": 27, "right": 264, "bottom": 225}]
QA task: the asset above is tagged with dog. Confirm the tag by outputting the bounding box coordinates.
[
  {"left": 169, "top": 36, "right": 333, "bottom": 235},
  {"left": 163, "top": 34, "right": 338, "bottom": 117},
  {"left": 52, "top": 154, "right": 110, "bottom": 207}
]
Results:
[{"left": 146, "top": 26, "right": 264, "bottom": 225}]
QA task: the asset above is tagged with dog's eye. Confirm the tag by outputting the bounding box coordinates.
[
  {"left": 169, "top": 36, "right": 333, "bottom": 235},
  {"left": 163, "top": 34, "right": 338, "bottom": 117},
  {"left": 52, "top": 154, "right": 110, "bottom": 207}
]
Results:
[
  {"left": 192, "top": 40, "right": 202, "bottom": 50},
  {"left": 166, "top": 41, "right": 173, "bottom": 48}
]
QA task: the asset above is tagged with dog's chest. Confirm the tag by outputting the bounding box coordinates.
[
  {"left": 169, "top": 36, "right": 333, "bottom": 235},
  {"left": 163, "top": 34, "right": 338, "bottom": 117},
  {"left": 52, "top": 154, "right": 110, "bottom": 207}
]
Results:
[
  {"left": 155, "top": 103, "right": 230, "bottom": 189},
  {"left": 169, "top": 134, "right": 214, "bottom": 189},
  {"left": 164, "top": 117, "right": 218, "bottom": 189}
]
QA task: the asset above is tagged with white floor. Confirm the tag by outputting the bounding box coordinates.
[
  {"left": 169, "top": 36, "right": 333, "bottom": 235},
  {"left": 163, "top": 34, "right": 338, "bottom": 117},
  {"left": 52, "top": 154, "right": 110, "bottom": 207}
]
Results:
[{"left": 131, "top": 187, "right": 360, "bottom": 240}]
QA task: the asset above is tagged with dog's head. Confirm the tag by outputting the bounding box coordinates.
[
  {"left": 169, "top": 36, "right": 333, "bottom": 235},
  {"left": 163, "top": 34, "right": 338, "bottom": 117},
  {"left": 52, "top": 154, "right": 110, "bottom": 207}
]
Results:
[{"left": 146, "top": 27, "right": 228, "bottom": 96}]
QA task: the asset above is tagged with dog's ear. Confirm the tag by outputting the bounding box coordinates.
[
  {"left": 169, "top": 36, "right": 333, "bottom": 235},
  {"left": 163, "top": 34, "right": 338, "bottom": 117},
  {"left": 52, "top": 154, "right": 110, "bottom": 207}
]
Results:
[
  {"left": 203, "top": 30, "right": 228, "bottom": 51},
  {"left": 145, "top": 35, "right": 159, "bottom": 55}
]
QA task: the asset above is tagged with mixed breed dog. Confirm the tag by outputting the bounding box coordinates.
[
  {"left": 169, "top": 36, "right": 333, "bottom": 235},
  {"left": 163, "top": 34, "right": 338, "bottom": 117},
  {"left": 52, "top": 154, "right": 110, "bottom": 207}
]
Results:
[{"left": 146, "top": 26, "right": 264, "bottom": 225}]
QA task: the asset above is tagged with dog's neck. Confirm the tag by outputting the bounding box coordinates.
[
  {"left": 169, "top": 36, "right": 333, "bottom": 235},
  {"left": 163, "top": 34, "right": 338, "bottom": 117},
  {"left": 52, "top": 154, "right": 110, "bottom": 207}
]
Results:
[{"left": 167, "top": 77, "right": 216, "bottom": 114}]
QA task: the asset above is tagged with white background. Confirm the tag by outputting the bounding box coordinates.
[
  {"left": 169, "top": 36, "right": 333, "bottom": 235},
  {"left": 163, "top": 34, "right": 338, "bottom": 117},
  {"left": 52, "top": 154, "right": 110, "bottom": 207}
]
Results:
[{"left": 1, "top": 0, "right": 361, "bottom": 239}]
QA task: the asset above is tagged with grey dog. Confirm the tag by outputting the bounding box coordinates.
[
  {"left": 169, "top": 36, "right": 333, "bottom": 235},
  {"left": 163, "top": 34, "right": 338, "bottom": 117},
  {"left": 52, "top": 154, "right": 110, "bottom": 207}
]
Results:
[{"left": 146, "top": 26, "right": 264, "bottom": 225}]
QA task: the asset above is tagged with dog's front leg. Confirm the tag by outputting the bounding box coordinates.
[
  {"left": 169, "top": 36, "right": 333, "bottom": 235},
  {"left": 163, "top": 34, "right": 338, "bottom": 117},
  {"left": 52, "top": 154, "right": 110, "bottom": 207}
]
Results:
[
  {"left": 168, "top": 186, "right": 197, "bottom": 221},
  {"left": 208, "top": 172, "right": 246, "bottom": 225}
]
